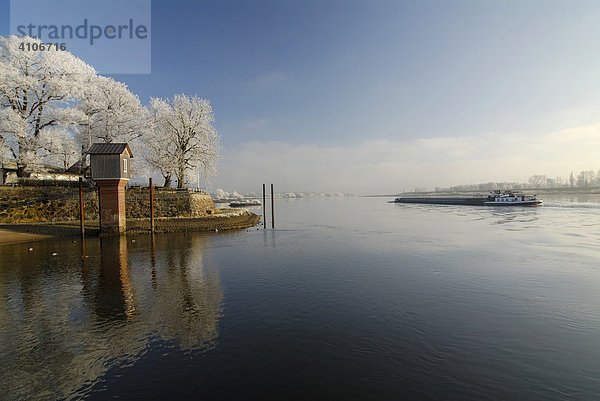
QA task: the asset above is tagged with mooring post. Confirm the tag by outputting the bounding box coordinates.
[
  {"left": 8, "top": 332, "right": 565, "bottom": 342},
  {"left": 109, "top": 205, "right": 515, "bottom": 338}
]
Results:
[
  {"left": 149, "top": 177, "right": 155, "bottom": 234},
  {"left": 263, "top": 183, "right": 267, "bottom": 229},
  {"left": 79, "top": 177, "right": 85, "bottom": 238},
  {"left": 271, "top": 183, "right": 275, "bottom": 229}
]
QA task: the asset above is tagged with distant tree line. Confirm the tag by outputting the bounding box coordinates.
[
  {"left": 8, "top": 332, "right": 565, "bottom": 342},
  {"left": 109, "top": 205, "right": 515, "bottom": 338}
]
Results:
[
  {"left": 435, "top": 169, "right": 600, "bottom": 192},
  {"left": 0, "top": 35, "right": 220, "bottom": 188},
  {"left": 525, "top": 169, "right": 600, "bottom": 189}
]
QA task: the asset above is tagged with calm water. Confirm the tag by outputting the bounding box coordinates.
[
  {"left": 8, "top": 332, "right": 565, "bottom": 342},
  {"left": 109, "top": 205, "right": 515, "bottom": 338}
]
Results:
[{"left": 1, "top": 195, "right": 600, "bottom": 400}]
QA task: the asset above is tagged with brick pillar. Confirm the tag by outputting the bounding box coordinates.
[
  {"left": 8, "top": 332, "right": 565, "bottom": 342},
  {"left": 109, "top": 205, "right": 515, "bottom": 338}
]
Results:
[{"left": 97, "top": 179, "right": 128, "bottom": 234}]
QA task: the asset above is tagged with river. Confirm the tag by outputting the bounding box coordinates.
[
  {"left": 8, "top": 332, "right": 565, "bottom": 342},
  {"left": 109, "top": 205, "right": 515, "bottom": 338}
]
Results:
[{"left": 1, "top": 194, "right": 599, "bottom": 400}]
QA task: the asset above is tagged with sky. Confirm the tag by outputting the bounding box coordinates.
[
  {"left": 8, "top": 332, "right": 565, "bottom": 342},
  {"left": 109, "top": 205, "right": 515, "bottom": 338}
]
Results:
[{"left": 2, "top": 0, "right": 600, "bottom": 194}]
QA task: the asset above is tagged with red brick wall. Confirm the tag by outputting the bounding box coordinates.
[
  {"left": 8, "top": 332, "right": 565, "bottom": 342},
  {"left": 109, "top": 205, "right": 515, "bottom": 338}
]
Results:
[{"left": 97, "top": 179, "right": 128, "bottom": 233}]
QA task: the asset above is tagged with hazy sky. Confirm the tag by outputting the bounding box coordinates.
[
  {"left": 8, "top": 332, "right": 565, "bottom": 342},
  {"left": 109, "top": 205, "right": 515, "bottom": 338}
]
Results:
[{"left": 2, "top": 0, "right": 600, "bottom": 193}]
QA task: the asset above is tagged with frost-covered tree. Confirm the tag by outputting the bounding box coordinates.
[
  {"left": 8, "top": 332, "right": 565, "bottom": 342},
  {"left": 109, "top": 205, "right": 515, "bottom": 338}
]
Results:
[
  {"left": 140, "top": 113, "right": 178, "bottom": 187},
  {"left": 545, "top": 178, "right": 556, "bottom": 188},
  {"left": 146, "top": 95, "right": 220, "bottom": 188},
  {"left": 214, "top": 189, "right": 228, "bottom": 199},
  {"left": 569, "top": 172, "right": 575, "bottom": 188},
  {"left": 39, "top": 127, "right": 79, "bottom": 171},
  {"left": 0, "top": 134, "right": 13, "bottom": 165},
  {"left": 528, "top": 175, "right": 547, "bottom": 189},
  {"left": 576, "top": 170, "right": 596, "bottom": 187},
  {"left": 78, "top": 75, "right": 149, "bottom": 148},
  {"left": 0, "top": 35, "right": 95, "bottom": 176}
]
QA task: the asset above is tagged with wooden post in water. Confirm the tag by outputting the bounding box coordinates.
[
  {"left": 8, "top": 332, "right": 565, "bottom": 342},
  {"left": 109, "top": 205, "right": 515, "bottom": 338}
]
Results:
[
  {"left": 271, "top": 183, "right": 275, "bottom": 229},
  {"left": 79, "top": 177, "right": 85, "bottom": 237},
  {"left": 149, "top": 178, "right": 155, "bottom": 234},
  {"left": 262, "top": 183, "right": 267, "bottom": 229}
]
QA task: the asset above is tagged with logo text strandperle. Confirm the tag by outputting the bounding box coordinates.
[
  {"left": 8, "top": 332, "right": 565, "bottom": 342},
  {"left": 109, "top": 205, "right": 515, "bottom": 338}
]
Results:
[{"left": 16, "top": 19, "right": 148, "bottom": 45}]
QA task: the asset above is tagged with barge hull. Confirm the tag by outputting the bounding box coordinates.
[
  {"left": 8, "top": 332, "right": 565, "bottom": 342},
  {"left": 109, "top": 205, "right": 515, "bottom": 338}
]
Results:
[{"left": 394, "top": 197, "right": 488, "bottom": 206}]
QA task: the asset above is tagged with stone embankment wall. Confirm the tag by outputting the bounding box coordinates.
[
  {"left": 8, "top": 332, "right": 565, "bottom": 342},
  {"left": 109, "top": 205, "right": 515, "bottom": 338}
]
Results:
[
  {"left": 126, "top": 189, "right": 215, "bottom": 218},
  {"left": 0, "top": 186, "right": 98, "bottom": 223},
  {"left": 0, "top": 186, "right": 215, "bottom": 224},
  {"left": 127, "top": 209, "right": 261, "bottom": 233}
]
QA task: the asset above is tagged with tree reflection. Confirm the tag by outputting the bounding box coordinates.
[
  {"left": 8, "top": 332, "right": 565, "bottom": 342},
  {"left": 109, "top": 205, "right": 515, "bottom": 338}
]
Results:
[
  {"left": 0, "top": 233, "right": 223, "bottom": 400},
  {"left": 151, "top": 234, "right": 223, "bottom": 350}
]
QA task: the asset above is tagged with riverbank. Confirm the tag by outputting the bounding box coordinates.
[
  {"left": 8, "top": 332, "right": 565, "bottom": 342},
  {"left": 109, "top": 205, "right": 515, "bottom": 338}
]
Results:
[
  {"left": 0, "top": 229, "right": 55, "bottom": 245},
  {"left": 0, "top": 208, "right": 260, "bottom": 245}
]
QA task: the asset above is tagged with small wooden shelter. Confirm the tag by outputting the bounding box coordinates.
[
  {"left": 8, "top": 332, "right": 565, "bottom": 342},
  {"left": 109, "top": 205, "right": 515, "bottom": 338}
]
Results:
[
  {"left": 88, "top": 143, "right": 133, "bottom": 234},
  {"left": 89, "top": 143, "right": 133, "bottom": 181}
]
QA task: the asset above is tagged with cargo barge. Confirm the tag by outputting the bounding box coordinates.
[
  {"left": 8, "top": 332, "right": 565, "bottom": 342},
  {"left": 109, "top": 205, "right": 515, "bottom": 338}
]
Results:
[{"left": 393, "top": 191, "right": 542, "bottom": 206}]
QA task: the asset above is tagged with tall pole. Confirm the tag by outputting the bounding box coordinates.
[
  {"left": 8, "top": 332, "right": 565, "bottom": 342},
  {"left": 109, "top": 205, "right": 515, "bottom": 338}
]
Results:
[
  {"left": 79, "top": 177, "right": 85, "bottom": 237},
  {"left": 262, "top": 184, "right": 266, "bottom": 228},
  {"left": 149, "top": 178, "right": 155, "bottom": 234},
  {"left": 271, "top": 183, "right": 275, "bottom": 229},
  {"left": 80, "top": 114, "right": 91, "bottom": 176}
]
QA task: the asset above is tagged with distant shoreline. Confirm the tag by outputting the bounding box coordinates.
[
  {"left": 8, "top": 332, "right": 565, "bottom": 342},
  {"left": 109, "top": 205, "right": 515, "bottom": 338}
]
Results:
[{"left": 367, "top": 187, "right": 600, "bottom": 198}]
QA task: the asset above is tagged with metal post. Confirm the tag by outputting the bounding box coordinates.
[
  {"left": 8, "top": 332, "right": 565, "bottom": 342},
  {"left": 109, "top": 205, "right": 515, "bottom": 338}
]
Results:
[
  {"left": 149, "top": 178, "right": 155, "bottom": 234},
  {"left": 271, "top": 183, "right": 275, "bottom": 229},
  {"left": 79, "top": 177, "right": 85, "bottom": 237},
  {"left": 262, "top": 184, "right": 266, "bottom": 228}
]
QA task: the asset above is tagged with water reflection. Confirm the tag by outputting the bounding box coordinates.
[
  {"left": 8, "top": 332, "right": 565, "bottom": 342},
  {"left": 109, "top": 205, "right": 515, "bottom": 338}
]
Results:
[
  {"left": 152, "top": 234, "right": 222, "bottom": 350},
  {"left": 94, "top": 236, "right": 137, "bottom": 320},
  {"left": 151, "top": 235, "right": 157, "bottom": 289},
  {"left": 0, "top": 233, "right": 223, "bottom": 400},
  {"left": 486, "top": 207, "right": 540, "bottom": 226},
  {"left": 263, "top": 228, "right": 277, "bottom": 248}
]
